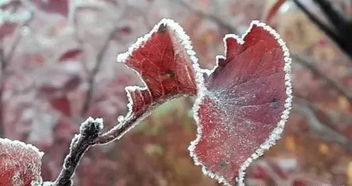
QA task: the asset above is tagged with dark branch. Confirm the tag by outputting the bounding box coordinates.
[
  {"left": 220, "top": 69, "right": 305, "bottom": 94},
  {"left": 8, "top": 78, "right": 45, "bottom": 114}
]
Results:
[
  {"left": 295, "top": 99, "right": 352, "bottom": 151},
  {"left": 54, "top": 118, "right": 103, "bottom": 186},
  {"left": 292, "top": 0, "right": 352, "bottom": 60},
  {"left": 4, "top": 13, "right": 34, "bottom": 67},
  {"left": 80, "top": 25, "right": 120, "bottom": 116},
  {"left": 79, "top": 1, "right": 127, "bottom": 116},
  {"left": 0, "top": 11, "right": 34, "bottom": 137},
  {"left": 292, "top": 0, "right": 343, "bottom": 46},
  {"left": 312, "top": 0, "right": 349, "bottom": 33}
]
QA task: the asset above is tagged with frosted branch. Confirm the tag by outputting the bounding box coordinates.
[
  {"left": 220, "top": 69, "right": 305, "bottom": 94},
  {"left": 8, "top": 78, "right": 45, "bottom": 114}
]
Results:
[{"left": 53, "top": 117, "right": 103, "bottom": 186}]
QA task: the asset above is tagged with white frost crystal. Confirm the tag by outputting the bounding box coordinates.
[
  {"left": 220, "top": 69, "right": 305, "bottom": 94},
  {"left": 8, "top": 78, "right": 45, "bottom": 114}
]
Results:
[
  {"left": 0, "top": 138, "right": 44, "bottom": 185},
  {"left": 79, "top": 117, "right": 104, "bottom": 134}
]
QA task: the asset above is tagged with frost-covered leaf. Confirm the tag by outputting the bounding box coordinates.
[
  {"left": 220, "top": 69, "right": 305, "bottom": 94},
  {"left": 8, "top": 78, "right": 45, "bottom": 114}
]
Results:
[
  {"left": 189, "top": 21, "right": 292, "bottom": 186},
  {"left": 117, "top": 19, "right": 200, "bottom": 117},
  {"left": 0, "top": 138, "right": 43, "bottom": 186}
]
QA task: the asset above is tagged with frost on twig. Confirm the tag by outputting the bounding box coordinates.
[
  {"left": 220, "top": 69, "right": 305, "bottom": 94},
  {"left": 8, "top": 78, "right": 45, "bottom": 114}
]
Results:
[{"left": 54, "top": 117, "right": 103, "bottom": 186}]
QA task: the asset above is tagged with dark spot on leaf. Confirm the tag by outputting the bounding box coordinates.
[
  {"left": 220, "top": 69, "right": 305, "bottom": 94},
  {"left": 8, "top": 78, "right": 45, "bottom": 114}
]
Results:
[
  {"left": 219, "top": 161, "right": 229, "bottom": 168},
  {"left": 165, "top": 70, "right": 175, "bottom": 78},
  {"left": 158, "top": 23, "right": 168, "bottom": 33},
  {"left": 270, "top": 97, "right": 279, "bottom": 109}
]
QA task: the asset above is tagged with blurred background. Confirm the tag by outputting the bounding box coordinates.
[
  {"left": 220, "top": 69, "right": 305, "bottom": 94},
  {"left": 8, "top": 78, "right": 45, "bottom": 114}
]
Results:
[{"left": 1, "top": 0, "right": 352, "bottom": 185}]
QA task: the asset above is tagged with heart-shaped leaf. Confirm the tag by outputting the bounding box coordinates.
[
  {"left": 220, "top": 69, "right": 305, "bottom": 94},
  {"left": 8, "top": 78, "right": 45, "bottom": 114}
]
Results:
[
  {"left": 0, "top": 138, "right": 43, "bottom": 186},
  {"left": 117, "top": 19, "right": 200, "bottom": 118},
  {"left": 189, "top": 21, "right": 292, "bottom": 186}
]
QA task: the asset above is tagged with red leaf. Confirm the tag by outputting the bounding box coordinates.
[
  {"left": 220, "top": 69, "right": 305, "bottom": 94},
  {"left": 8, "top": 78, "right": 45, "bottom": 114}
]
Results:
[
  {"left": 50, "top": 95, "right": 71, "bottom": 117},
  {"left": 117, "top": 19, "right": 199, "bottom": 117},
  {"left": 0, "top": 138, "right": 43, "bottom": 186},
  {"left": 264, "top": 0, "right": 286, "bottom": 25},
  {"left": 0, "top": 23, "right": 16, "bottom": 39},
  {"left": 58, "top": 49, "right": 82, "bottom": 62},
  {"left": 33, "top": 0, "right": 69, "bottom": 16},
  {"left": 189, "top": 21, "right": 292, "bottom": 185}
]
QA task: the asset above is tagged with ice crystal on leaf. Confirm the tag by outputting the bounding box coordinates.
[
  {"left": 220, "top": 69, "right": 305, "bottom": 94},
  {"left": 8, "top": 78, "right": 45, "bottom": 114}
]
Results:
[
  {"left": 0, "top": 138, "right": 43, "bottom": 186},
  {"left": 189, "top": 21, "right": 292, "bottom": 186}
]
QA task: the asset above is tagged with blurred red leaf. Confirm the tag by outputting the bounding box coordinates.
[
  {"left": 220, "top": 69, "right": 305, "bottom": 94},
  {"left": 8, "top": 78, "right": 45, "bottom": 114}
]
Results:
[
  {"left": 113, "top": 26, "right": 132, "bottom": 39},
  {"left": 117, "top": 19, "right": 198, "bottom": 116},
  {"left": 190, "top": 21, "right": 292, "bottom": 185},
  {"left": 33, "top": 0, "right": 69, "bottom": 16},
  {"left": 0, "top": 23, "right": 16, "bottom": 39},
  {"left": 58, "top": 49, "right": 82, "bottom": 62},
  {"left": 38, "top": 68, "right": 81, "bottom": 96},
  {"left": 50, "top": 95, "right": 71, "bottom": 117},
  {"left": 264, "top": 0, "right": 286, "bottom": 25},
  {"left": 119, "top": 27, "right": 132, "bottom": 34},
  {"left": 0, "top": 138, "right": 43, "bottom": 186},
  {"left": 63, "top": 75, "right": 80, "bottom": 91}
]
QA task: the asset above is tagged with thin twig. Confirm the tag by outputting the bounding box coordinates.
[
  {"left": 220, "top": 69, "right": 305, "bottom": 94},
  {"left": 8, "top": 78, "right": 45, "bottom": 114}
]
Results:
[
  {"left": 79, "top": 1, "right": 127, "bottom": 116},
  {"left": 292, "top": 53, "right": 352, "bottom": 103},
  {"left": 80, "top": 25, "right": 122, "bottom": 116},
  {"left": 295, "top": 99, "right": 352, "bottom": 151},
  {"left": 0, "top": 10, "right": 34, "bottom": 137},
  {"left": 3, "top": 13, "right": 34, "bottom": 67}
]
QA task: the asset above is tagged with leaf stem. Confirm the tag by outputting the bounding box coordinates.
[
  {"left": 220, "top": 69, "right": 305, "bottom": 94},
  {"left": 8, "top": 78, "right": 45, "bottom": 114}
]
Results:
[{"left": 95, "top": 114, "right": 141, "bottom": 144}]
